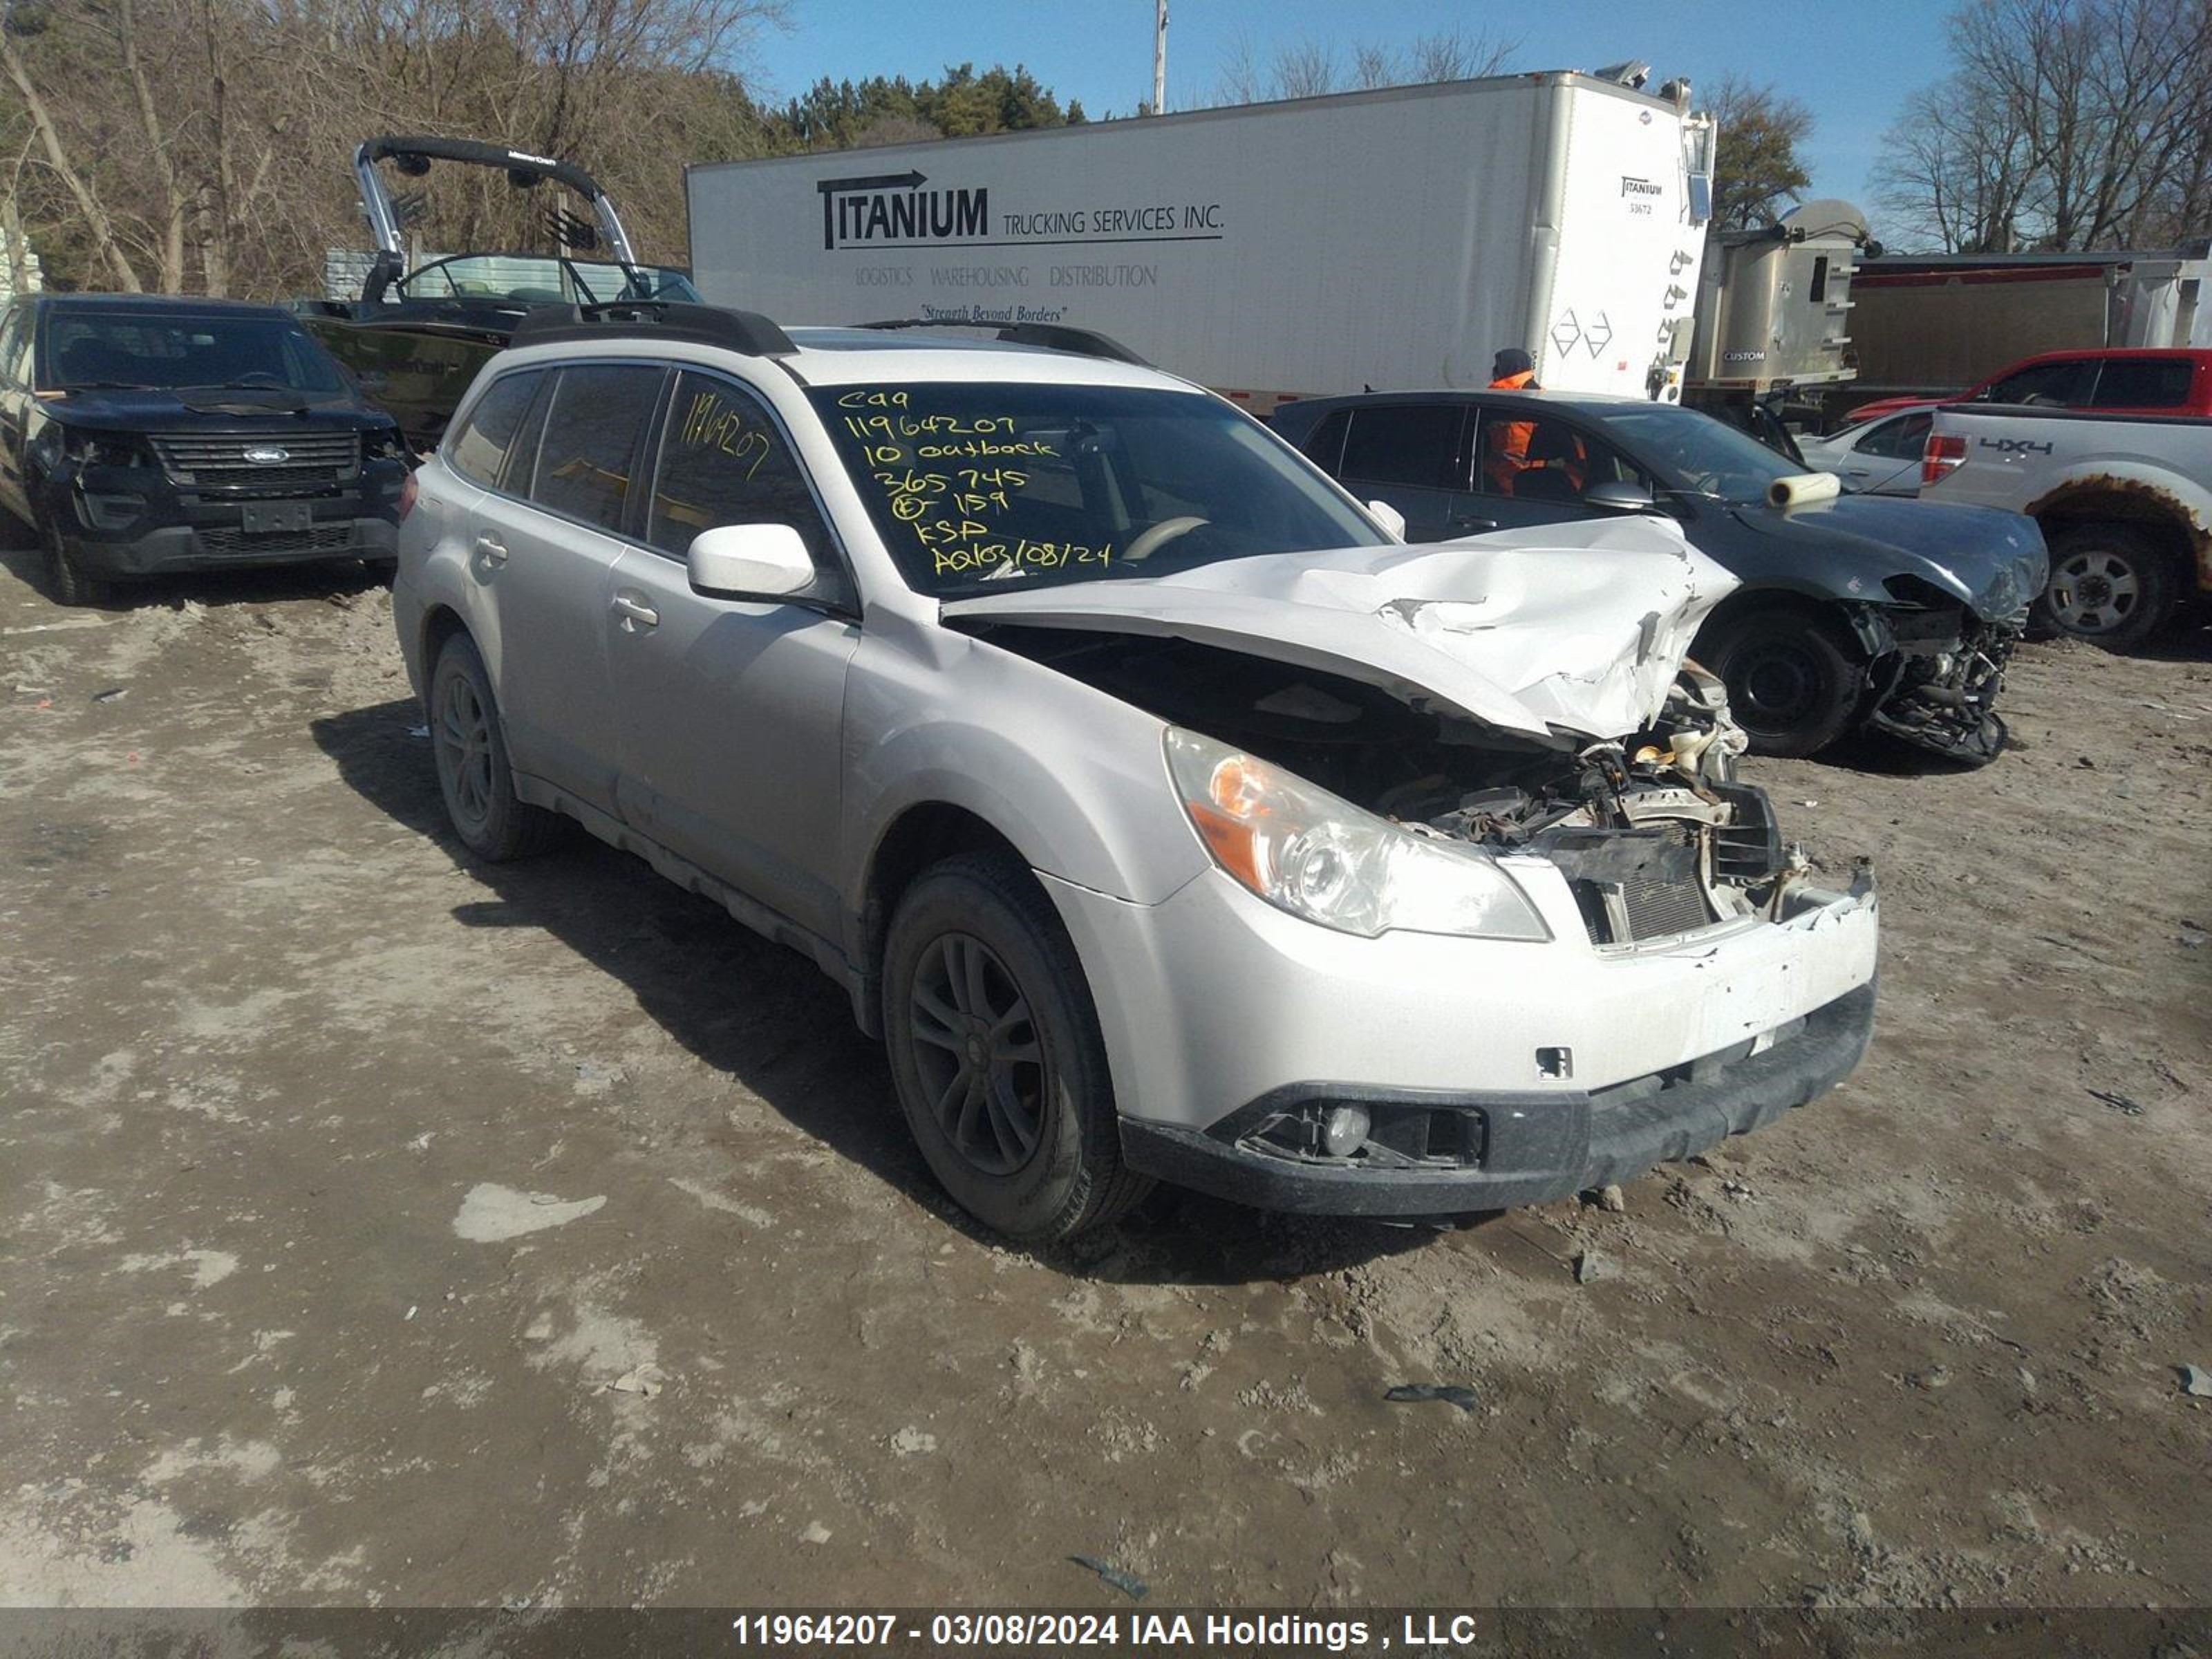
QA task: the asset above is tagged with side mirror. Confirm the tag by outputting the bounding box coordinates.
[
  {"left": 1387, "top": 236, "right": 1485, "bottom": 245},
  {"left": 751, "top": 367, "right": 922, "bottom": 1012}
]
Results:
[
  {"left": 1584, "top": 479, "right": 1658, "bottom": 514},
  {"left": 687, "top": 523, "right": 815, "bottom": 600},
  {"left": 1366, "top": 499, "right": 1407, "bottom": 541}
]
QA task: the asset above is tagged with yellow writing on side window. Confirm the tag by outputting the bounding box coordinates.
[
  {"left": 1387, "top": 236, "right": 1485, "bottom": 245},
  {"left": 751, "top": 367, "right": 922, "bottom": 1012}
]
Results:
[{"left": 679, "top": 389, "right": 771, "bottom": 480}]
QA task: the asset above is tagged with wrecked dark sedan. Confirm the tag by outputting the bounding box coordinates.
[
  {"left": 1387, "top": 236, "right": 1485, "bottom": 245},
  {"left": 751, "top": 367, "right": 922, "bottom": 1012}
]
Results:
[{"left": 1273, "top": 390, "right": 2049, "bottom": 763}]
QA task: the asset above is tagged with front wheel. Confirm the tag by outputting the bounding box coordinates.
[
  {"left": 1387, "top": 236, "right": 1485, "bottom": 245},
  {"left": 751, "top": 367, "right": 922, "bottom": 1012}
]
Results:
[
  {"left": 2033, "top": 524, "right": 2177, "bottom": 649},
  {"left": 1702, "top": 607, "right": 1866, "bottom": 758},
  {"left": 882, "top": 852, "right": 1150, "bottom": 1241},
  {"left": 40, "top": 518, "right": 109, "bottom": 608},
  {"left": 427, "top": 633, "right": 559, "bottom": 862}
]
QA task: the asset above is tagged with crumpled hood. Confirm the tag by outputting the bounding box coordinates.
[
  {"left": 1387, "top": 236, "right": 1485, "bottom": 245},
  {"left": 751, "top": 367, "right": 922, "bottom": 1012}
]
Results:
[
  {"left": 1727, "top": 492, "right": 2049, "bottom": 620},
  {"left": 941, "top": 516, "right": 1738, "bottom": 744}
]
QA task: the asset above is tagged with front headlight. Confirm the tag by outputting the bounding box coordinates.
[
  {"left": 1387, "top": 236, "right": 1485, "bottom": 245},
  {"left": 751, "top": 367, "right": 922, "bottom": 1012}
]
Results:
[
  {"left": 1163, "top": 727, "right": 1550, "bottom": 942},
  {"left": 62, "top": 428, "right": 153, "bottom": 468},
  {"left": 363, "top": 424, "right": 411, "bottom": 462}
]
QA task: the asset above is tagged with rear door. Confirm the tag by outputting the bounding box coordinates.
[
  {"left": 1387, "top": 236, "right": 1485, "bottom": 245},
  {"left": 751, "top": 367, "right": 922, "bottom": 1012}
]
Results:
[
  {"left": 468, "top": 361, "right": 666, "bottom": 813},
  {"left": 606, "top": 367, "right": 860, "bottom": 941},
  {"left": 1332, "top": 402, "right": 1472, "bottom": 542}
]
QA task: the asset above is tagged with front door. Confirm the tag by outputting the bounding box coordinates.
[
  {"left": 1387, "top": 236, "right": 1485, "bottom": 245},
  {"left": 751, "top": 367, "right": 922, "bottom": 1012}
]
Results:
[
  {"left": 1466, "top": 406, "right": 1651, "bottom": 534},
  {"left": 606, "top": 368, "right": 859, "bottom": 944}
]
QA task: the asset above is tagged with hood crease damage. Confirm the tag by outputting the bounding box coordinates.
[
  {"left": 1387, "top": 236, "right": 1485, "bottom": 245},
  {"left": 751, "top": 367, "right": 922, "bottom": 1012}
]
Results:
[{"left": 943, "top": 518, "right": 1738, "bottom": 744}]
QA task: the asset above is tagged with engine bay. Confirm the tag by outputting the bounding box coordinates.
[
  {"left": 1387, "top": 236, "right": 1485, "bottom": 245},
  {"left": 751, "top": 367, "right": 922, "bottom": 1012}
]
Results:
[{"left": 971, "top": 625, "right": 1797, "bottom": 946}]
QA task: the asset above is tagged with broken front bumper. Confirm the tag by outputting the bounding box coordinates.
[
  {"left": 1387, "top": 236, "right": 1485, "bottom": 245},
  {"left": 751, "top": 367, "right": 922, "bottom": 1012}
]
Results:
[
  {"left": 1042, "top": 856, "right": 1880, "bottom": 1218},
  {"left": 1118, "top": 980, "right": 1875, "bottom": 1215}
]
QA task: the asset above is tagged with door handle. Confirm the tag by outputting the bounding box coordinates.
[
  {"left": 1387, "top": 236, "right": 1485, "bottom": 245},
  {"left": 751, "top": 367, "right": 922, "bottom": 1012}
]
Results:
[
  {"left": 611, "top": 592, "right": 659, "bottom": 630},
  {"left": 1450, "top": 514, "right": 1499, "bottom": 532},
  {"left": 473, "top": 533, "right": 507, "bottom": 567}
]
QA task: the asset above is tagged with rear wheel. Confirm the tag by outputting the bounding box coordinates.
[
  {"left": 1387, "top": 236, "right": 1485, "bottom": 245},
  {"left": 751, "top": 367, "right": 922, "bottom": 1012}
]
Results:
[
  {"left": 40, "top": 518, "right": 109, "bottom": 608},
  {"left": 427, "top": 633, "right": 559, "bottom": 861},
  {"left": 1703, "top": 606, "right": 1865, "bottom": 758},
  {"left": 883, "top": 852, "right": 1150, "bottom": 1241},
  {"left": 2033, "top": 524, "right": 2177, "bottom": 649}
]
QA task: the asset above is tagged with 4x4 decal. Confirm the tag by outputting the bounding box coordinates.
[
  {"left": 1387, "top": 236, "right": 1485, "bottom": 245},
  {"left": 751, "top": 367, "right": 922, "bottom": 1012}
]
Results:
[{"left": 1978, "top": 435, "right": 2054, "bottom": 456}]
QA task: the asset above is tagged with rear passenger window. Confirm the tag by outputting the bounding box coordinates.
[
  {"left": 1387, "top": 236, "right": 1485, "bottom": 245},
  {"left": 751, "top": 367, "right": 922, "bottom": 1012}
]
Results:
[
  {"left": 1340, "top": 404, "right": 1465, "bottom": 489},
  {"left": 2090, "top": 359, "right": 2193, "bottom": 409},
  {"left": 445, "top": 371, "right": 543, "bottom": 489},
  {"left": 529, "top": 365, "right": 665, "bottom": 531},
  {"left": 648, "top": 371, "right": 832, "bottom": 563}
]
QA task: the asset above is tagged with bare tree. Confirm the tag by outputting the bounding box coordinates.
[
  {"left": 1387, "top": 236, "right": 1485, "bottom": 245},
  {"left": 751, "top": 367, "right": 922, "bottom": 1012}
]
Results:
[
  {"left": 1209, "top": 26, "right": 1515, "bottom": 107},
  {"left": 0, "top": 0, "right": 789, "bottom": 295},
  {"left": 1876, "top": 0, "right": 2212, "bottom": 251}
]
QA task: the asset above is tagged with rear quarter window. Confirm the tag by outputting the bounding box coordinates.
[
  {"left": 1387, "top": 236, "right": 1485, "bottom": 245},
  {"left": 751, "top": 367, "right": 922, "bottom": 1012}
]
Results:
[{"left": 445, "top": 371, "right": 545, "bottom": 489}]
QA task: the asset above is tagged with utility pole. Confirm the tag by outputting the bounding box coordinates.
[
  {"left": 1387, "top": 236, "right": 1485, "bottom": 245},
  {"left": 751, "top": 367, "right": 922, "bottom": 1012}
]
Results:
[{"left": 1152, "top": 0, "right": 1168, "bottom": 114}]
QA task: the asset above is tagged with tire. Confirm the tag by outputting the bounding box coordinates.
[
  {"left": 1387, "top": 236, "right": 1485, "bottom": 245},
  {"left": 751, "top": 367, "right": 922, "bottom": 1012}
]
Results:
[
  {"left": 882, "top": 852, "right": 1152, "bottom": 1241},
  {"left": 40, "top": 517, "right": 109, "bottom": 608},
  {"left": 2032, "top": 523, "right": 2178, "bottom": 650},
  {"left": 427, "top": 632, "right": 559, "bottom": 862},
  {"left": 1702, "top": 606, "right": 1866, "bottom": 758}
]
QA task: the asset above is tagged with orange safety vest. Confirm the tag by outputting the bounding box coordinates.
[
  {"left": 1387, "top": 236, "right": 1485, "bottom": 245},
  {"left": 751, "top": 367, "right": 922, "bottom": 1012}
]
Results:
[{"left": 1486, "top": 369, "right": 1538, "bottom": 490}]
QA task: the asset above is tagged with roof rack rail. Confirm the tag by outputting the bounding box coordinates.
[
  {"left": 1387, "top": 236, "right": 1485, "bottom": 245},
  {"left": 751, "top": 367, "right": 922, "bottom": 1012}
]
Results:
[
  {"left": 850, "top": 317, "right": 1151, "bottom": 367},
  {"left": 512, "top": 300, "right": 795, "bottom": 356}
]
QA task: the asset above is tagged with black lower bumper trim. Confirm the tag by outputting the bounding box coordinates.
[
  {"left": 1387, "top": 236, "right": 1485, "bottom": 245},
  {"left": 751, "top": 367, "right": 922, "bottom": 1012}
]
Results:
[{"left": 1118, "top": 981, "right": 1877, "bottom": 1217}]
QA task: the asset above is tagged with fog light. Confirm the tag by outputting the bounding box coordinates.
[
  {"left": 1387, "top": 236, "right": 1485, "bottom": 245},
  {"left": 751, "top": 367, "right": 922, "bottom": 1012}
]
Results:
[{"left": 1322, "top": 1104, "right": 1370, "bottom": 1158}]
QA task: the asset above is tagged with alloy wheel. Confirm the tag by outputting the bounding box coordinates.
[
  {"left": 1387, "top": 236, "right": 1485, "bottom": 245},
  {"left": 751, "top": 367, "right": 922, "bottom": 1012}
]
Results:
[
  {"left": 906, "top": 932, "right": 1047, "bottom": 1177},
  {"left": 435, "top": 669, "right": 495, "bottom": 831}
]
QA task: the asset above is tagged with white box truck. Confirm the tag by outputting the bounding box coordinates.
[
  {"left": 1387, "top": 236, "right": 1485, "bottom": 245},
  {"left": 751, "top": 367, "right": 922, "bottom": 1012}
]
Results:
[{"left": 685, "top": 70, "right": 1714, "bottom": 412}]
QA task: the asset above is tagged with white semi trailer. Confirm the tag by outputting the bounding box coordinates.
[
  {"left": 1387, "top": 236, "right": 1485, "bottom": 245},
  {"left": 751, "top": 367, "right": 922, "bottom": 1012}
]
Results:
[{"left": 685, "top": 68, "right": 1714, "bottom": 412}]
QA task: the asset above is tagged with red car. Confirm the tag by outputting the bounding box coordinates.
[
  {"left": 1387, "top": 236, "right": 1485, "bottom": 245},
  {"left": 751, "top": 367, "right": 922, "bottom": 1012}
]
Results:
[{"left": 1846, "top": 347, "right": 2212, "bottom": 425}]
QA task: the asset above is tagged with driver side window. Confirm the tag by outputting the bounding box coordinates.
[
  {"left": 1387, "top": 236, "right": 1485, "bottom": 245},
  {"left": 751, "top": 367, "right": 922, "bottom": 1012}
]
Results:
[{"left": 1472, "top": 411, "right": 1642, "bottom": 506}]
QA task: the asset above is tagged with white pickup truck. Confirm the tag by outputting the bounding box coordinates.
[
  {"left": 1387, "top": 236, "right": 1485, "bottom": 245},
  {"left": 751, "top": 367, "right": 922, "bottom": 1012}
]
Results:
[{"left": 1921, "top": 404, "right": 2211, "bottom": 646}]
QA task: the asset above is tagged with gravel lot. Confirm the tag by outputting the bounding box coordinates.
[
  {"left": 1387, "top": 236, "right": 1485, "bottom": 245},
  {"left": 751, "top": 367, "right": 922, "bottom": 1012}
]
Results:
[{"left": 1, "top": 538, "right": 2207, "bottom": 1612}]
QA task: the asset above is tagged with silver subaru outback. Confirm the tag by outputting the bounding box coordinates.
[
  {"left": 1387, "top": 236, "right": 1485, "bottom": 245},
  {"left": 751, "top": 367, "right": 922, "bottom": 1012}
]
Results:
[{"left": 391, "top": 305, "right": 1879, "bottom": 1241}]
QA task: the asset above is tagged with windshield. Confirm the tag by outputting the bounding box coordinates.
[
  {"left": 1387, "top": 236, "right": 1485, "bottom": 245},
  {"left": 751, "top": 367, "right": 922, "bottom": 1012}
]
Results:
[
  {"left": 395, "top": 254, "right": 701, "bottom": 306},
  {"left": 807, "top": 382, "right": 1386, "bottom": 597},
  {"left": 1591, "top": 404, "right": 1804, "bottom": 503},
  {"left": 44, "top": 310, "right": 348, "bottom": 395}
]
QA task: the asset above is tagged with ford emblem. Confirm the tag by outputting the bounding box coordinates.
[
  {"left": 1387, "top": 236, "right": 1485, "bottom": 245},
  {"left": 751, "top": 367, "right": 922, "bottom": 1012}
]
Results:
[{"left": 243, "top": 444, "right": 290, "bottom": 465}]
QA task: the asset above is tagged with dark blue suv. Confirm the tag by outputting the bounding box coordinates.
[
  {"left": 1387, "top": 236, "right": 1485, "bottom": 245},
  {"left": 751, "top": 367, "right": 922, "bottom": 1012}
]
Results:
[{"left": 0, "top": 293, "right": 409, "bottom": 604}]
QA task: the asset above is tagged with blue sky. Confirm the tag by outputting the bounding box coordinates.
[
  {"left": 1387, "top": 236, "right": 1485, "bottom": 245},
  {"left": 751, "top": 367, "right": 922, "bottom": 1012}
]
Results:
[{"left": 749, "top": 2, "right": 1954, "bottom": 212}]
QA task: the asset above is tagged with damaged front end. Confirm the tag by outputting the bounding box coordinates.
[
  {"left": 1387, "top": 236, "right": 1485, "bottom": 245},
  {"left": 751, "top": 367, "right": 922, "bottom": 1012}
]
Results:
[
  {"left": 1374, "top": 664, "right": 1799, "bottom": 948},
  {"left": 1857, "top": 580, "right": 2025, "bottom": 766}
]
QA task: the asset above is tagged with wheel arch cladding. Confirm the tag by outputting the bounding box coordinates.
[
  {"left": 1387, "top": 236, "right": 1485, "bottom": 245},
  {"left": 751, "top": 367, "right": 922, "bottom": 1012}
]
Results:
[
  {"left": 856, "top": 803, "right": 1033, "bottom": 1038},
  {"left": 2027, "top": 476, "right": 2209, "bottom": 594}
]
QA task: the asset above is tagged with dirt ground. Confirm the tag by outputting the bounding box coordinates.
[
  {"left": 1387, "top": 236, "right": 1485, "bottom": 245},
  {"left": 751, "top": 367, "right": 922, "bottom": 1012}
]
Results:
[{"left": 1, "top": 536, "right": 2207, "bottom": 1615}]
